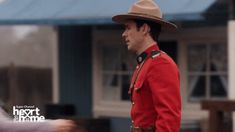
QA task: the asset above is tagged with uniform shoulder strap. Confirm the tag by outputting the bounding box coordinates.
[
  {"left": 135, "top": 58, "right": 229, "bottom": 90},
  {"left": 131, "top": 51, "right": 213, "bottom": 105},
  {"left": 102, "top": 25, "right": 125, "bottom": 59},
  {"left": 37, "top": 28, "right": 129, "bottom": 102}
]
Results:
[{"left": 151, "top": 50, "right": 161, "bottom": 59}]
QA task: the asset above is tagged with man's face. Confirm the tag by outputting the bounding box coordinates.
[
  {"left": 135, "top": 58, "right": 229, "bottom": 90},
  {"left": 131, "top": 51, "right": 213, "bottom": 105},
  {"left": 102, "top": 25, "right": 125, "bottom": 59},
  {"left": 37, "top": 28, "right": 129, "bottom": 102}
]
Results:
[{"left": 122, "top": 20, "right": 144, "bottom": 53}]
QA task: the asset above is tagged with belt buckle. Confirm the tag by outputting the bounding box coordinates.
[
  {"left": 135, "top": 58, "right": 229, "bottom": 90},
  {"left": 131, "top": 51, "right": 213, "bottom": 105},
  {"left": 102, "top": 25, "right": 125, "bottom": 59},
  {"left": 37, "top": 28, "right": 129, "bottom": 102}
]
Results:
[
  {"left": 130, "top": 126, "right": 141, "bottom": 132},
  {"left": 130, "top": 125, "right": 155, "bottom": 132}
]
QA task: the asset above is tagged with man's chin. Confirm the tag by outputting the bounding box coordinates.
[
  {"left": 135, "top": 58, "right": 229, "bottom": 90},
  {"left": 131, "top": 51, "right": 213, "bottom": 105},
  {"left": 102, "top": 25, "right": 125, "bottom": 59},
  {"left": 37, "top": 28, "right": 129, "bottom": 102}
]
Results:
[
  {"left": 127, "top": 45, "right": 131, "bottom": 51},
  {"left": 127, "top": 46, "right": 136, "bottom": 53}
]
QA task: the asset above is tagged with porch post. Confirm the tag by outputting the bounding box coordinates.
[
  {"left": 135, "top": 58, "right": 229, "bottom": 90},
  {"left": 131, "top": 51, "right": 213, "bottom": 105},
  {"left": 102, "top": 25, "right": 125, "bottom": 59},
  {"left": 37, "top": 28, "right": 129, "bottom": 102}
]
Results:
[
  {"left": 52, "top": 27, "right": 59, "bottom": 103},
  {"left": 228, "top": 20, "right": 235, "bottom": 132}
]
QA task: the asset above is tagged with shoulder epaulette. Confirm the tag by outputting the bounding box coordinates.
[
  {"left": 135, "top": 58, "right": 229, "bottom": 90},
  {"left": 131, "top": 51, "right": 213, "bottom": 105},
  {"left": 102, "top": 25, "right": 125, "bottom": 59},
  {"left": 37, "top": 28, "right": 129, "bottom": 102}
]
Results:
[{"left": 151, "top": 50, "right": 161, "bottom": 59}]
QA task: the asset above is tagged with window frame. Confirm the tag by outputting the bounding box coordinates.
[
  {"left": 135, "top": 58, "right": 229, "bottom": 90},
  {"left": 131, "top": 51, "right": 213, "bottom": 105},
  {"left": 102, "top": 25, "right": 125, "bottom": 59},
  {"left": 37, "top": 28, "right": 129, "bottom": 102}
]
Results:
[
  {"left": 92, "top": 28, "right": 131, "bottom": 117},
  {"left": 174, "top": 26, "right": 227, "bottom": 121},
  {"left": 187, "top": 43, "right": 228, "bottom": 101}
]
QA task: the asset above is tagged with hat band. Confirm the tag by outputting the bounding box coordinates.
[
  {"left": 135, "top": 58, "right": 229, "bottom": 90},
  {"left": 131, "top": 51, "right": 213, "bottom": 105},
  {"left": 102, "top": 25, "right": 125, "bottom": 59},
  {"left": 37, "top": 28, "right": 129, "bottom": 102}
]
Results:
[{"left": 127, "top": 12, "right": 162, "bottom": 20}]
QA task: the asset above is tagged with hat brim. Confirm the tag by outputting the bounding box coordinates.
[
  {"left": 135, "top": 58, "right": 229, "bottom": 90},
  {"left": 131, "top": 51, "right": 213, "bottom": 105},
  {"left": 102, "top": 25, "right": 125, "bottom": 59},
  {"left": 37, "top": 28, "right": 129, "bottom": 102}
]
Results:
[{"left": 112, "top": 14, "right": 177, "bottom": 30}]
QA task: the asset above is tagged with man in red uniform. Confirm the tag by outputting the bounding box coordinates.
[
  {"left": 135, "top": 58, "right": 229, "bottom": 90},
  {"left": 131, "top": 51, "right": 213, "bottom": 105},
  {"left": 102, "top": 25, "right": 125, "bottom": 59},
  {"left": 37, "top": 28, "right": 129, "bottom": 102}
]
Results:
[{"left": 112, "top": 0, "right": 181, "bottom": 132}]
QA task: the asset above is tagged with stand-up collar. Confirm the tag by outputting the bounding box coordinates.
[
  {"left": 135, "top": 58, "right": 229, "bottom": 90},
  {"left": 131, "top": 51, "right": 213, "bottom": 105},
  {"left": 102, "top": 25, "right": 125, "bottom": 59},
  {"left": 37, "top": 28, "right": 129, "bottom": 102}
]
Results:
[{"left": 136, "top": 44, "right": 160, "bottom": 64}]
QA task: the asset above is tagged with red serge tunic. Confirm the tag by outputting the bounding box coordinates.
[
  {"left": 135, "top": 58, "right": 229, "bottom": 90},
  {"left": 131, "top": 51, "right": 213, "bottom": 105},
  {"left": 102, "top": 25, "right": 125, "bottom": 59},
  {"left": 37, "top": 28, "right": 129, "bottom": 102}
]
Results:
[{"left": 129, "top": 44, "right": 181, "bottom": 132}]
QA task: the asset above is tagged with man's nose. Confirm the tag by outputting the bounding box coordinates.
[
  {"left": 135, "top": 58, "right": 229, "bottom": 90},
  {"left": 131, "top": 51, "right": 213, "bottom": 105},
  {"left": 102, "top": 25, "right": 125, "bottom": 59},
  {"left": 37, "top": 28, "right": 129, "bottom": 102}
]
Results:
[{"left": 122, "top": 30, "right": 127, "bottom": 38}]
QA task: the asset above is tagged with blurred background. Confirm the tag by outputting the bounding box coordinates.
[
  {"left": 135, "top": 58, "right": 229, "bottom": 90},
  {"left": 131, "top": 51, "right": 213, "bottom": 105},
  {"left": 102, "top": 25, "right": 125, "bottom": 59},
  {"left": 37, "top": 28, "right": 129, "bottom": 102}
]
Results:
[{"left": 0, "top": 0, "right": 235, "bottom": 132}]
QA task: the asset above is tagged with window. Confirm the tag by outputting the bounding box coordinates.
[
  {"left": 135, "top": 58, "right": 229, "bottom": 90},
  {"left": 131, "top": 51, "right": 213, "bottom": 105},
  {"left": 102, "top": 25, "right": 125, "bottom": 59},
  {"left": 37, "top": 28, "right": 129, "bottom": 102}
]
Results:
[
  {"left": 187, "top": 43, "right": 228, "bottom": 101},
  {"left": 101, "top": 44, "right": 136, "bottom": 101}
]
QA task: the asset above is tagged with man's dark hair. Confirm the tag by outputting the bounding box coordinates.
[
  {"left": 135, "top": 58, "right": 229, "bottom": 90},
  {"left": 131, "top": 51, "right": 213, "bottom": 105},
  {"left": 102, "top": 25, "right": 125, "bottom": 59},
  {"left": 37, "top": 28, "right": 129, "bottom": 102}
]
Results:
[{"left": 134, "top": 19, "right": 161, "bottom": 42}]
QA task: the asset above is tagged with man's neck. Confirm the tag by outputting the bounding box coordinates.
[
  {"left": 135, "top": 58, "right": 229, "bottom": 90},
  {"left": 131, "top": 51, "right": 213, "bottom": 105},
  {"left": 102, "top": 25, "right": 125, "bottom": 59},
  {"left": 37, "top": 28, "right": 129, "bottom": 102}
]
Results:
[{"left": 136, "top": 39, "right": 156, "bottom": 55}]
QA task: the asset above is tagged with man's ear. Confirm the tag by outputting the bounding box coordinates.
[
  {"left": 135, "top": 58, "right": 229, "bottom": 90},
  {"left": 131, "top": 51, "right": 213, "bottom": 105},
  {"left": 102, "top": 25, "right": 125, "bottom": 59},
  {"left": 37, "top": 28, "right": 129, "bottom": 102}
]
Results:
[{"left": 141, "top": 23, "right": 150, "bottom": 35}]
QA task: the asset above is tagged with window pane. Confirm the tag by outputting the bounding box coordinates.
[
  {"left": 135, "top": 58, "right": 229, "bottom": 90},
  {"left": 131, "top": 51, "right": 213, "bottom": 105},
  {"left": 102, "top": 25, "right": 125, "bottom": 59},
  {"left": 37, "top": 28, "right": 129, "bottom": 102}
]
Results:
[
  {"left": 210, "top": 44, "right": 227, "bottom": 71},
  {"left": 210, "top": 75, "right": 227, "bottom": 97},
  {"left": 159, "top": 41, "right": 178, "bottom": 62},
  {"left": 120, "top": 49, "right": 136, "bottom": 72},
  {"left": 189, "top": 75, "right": 206, "bottom": 98},
  {"left": 102, "top": 45, "right": 136, "bottom": 72},
  {"left": 102, "top": 74, "right": 120, "bottom": 101},
  {"left": 101, "top": 44, "right": 135, "bottom": 101},
  {"left": 102, "top": 74, "right": 132, "bottom": 101},
  {"left": 102, "top": 46, "right": 120, "bottom": 71},
  {"left": 188, "top": 44, "right": 207, "bottom": 72},
  {"left": 121, "top": 74, "right": 131, "bottom": 101}
]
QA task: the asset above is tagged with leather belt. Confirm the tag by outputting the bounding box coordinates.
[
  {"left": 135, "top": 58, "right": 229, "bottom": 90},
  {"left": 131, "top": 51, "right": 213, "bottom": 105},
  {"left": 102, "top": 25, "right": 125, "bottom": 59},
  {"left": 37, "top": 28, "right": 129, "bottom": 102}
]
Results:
[{"left": 130, "top": 126, "right": 155, "bottom": 132}]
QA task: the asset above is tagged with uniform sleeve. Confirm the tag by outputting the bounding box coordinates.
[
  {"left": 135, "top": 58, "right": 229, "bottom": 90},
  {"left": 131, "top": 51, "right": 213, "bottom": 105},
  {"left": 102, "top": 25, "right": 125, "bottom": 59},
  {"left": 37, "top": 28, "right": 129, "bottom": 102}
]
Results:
[
  {"left": 0, "top": 108, "right": 53, "bottom": 132},
  {"left": 147, "top": 58, "right": 181, "bottom": 132}
]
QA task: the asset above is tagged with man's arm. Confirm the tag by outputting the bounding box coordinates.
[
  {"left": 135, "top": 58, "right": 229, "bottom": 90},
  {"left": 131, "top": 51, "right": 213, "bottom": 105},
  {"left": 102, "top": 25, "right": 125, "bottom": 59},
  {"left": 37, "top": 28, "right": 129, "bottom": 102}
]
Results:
[
  {"left": 147, "top": 58, "right": 181, "bottom": 132},
  {"left": 0, "top": 107, "right": 75, "bottom": 132}
]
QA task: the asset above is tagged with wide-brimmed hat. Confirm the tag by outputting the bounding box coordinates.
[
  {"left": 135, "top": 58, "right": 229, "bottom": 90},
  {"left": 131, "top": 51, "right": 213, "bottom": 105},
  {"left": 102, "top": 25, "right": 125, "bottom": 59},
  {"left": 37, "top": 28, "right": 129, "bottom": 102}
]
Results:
[{"left": 112, "top": 0, "right": 177, "bottom": 30}]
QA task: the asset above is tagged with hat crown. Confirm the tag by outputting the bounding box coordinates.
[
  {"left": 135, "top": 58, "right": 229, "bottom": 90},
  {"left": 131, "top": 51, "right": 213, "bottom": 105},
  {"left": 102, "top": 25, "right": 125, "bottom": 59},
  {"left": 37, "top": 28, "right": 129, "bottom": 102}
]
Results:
[
  {"left": 128, "top": 0, "right": 162, "bottom": 19},
  {"left": 112, "top": 0, "right": 177, "bottom": 29}
]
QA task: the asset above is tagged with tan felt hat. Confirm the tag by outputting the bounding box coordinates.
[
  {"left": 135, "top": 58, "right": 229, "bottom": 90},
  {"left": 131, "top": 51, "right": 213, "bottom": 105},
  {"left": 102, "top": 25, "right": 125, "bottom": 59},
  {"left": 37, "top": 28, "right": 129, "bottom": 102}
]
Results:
[{"left": 112, "top": 0, "right": 177, "bottom": 29}]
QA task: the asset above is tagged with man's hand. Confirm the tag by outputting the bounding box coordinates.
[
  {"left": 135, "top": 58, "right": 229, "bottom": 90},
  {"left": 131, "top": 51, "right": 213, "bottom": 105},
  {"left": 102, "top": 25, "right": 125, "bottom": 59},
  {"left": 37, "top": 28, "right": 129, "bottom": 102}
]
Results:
[{"left": 50, "top": 119, "right": 76, "bottom": 132}]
